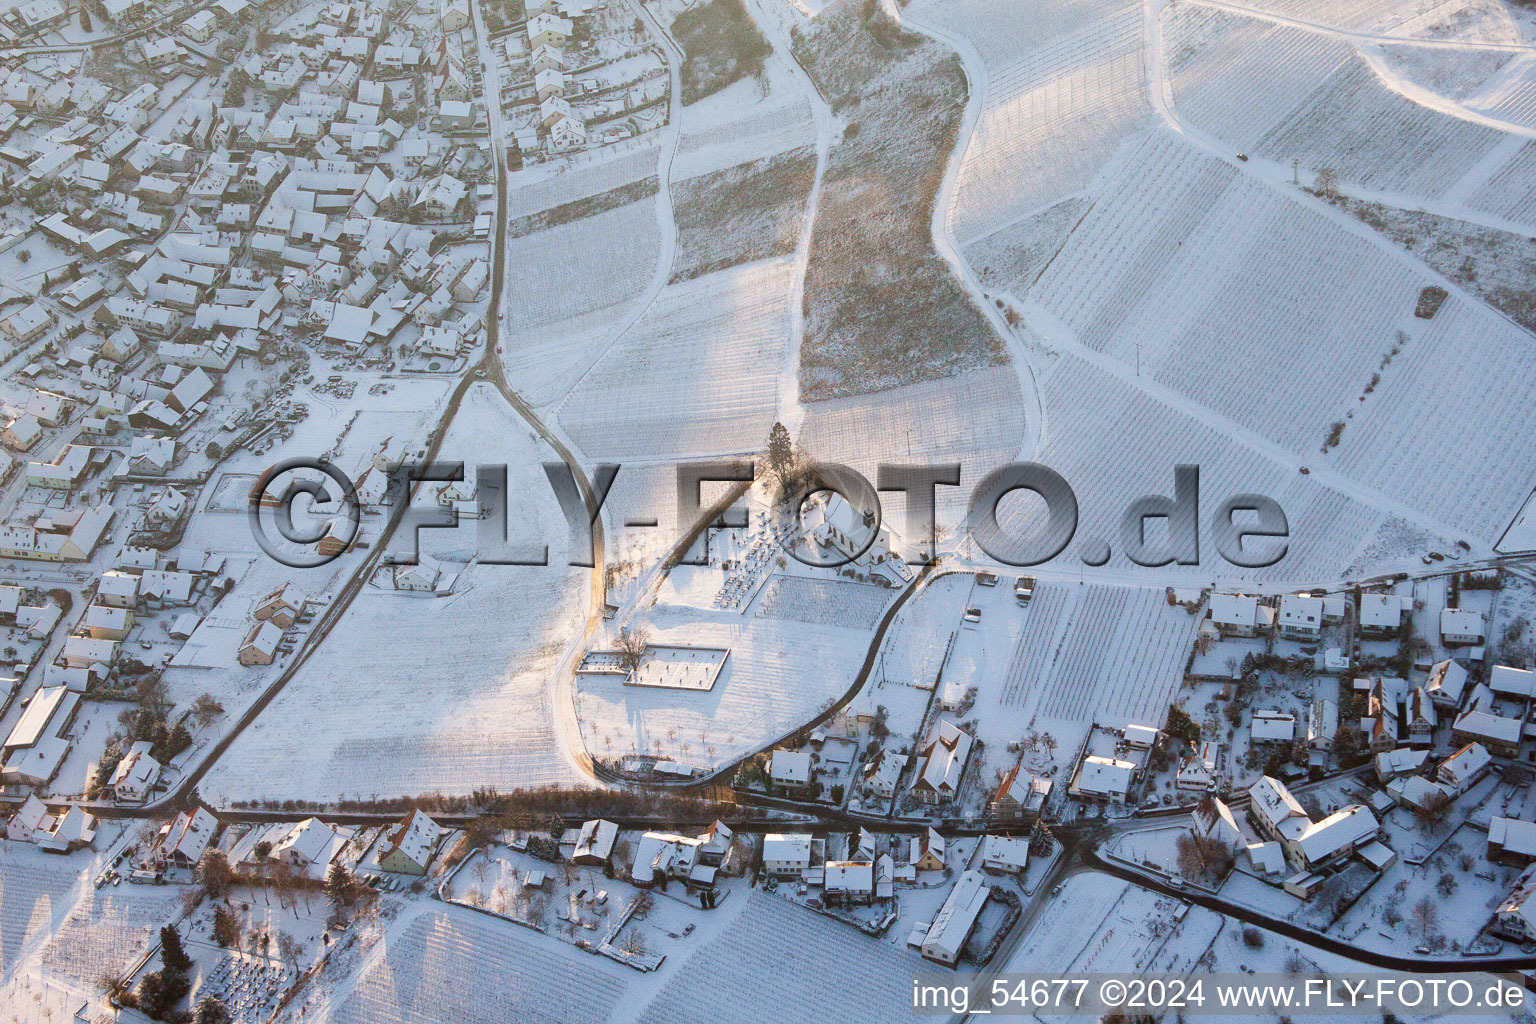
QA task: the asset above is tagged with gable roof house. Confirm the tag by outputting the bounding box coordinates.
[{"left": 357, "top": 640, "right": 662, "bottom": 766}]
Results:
[
  {"left": 272, "top": 817, "right": 339, "bottom": 872},
  {"left": 912, "top": 718, "right": 973, "bottom": 804},
  {"left": 378, "top": 810, "right": 442, "bottom": 875}
]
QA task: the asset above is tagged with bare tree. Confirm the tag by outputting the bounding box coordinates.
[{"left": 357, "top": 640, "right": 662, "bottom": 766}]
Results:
[
  {"left": 276, "top": 931, "right": 302, "bottom": 972},
  {"left": 616, "top": 626, "right": 649, "bottom": 675},
  {"left": 1411, "top": 895, "right": 1438, "bottom": 939}
]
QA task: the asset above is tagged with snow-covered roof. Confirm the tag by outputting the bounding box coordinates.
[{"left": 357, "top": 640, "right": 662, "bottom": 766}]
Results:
[
  {"left": 1491, "top": 665, "right": 1536, "bottom": 699},
  {"left": 1075, "top": 755, "right": 1136, "bottom": 797},
  {"left": 1293, "top": 805, "right": 1378, "bottom": 865},
  {"left": 273, "top": 817, "right": 338, "bottom": 865},
  {"left": 1209, "top": 593, "right": 1258, "bottom": 627},
  {"left": 1247, "top": 776, "right": 1308, "bottom": 840},
  {"left": 1491, "top": 817, "right": 1536, "bottom": 859},
  {"left": 1359, "top": 593, "right": 1407, "bottom": 630},
  {"left": 762, "top": 833, "right": 811, "bottom": 864}
]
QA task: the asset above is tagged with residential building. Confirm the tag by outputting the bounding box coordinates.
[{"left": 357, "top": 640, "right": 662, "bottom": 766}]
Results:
[
  {"left": 1209, "top": 594, "right": 1260, "bottom": 637},
  {"left": 980, "top": 835, "right": 1030, "bottom": 875},
  {"left": 378, "top": 810, "right": 442, "bottom": 875},
  {"left": 1277, "top": 595, "right": 1324, "bottom": 641},
  {"left": 1440, "top": 608, "right": 1485, "bottom": 646},
  {"left": 1489, "top": 817, "right": 1536, "bottom": 866},
  {"left": 572, "top": 818, "right": 618, "bottom": 866},
  {"left": 109, "top": 742, "right": 160, "bottom": 802},
  {"left": 762, "top": 833, "right": 811, "bottom": 877},
  {"left": 911, "top": 718, "right": 972, "bottom": 804}
]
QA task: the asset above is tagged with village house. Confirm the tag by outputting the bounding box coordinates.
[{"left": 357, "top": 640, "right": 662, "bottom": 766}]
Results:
[
  {"left": 979, "top": 834, "right": 1030, "bottom": 875},
  {"left": 911, "top": 718, "right": 973, "bottom": 804},
  {"left": 155, "top": 807, "right": 218, "bottom": 869},
  {"left": 769, "top": 749, "right": 812, "bottom": 790},
  {"left": 990, "top": 765, "right": 1050, "bottom": 823},
  {"left": 1451, "top": 685, "right": 1522, "bottom": 757},
  {"left": 378, "top": 809, "right": 442, "bottom": 875},
  {"left": 1440, "top": 607, "right": 1485, "bottom": 646},
  {"left": 272, "top": 818, "right": 339, "bottom": 873},
  {"left": 1277, "top": 594, "right": 1324, "bottom": 641},
  {"left": 1489, "top": 817, "right": 1536, "bottom": 866},
  {"left": 1193, "top": 795, "right": 1245, "bottom": 849},
  {"left": 109, "top": 742, "right": 160, "bottom": 802},
  {"left": 762, "top": 833, "right": 811, "bottom": 877},
  {"left": 1070, "top": 755, "right": 1138, "bottom": 804},
  {"left": 1250, "top": 708, "right": 1296, "bottom": 746},
  {"left": 1208, "top": 593, "right": 1260, "bottom": 638},
  {"left": 910, "top": 828, "right": 946, "bottom": 871},
  {"left": 572, "top": 818, "right": 618, "bottom": 866},
  {"left": 238, "top": 621, "right": 283, "bottom": 667},
  {"left": 1358, "top": 593, "right": 1407, "bottom": 639},
  {"left": 254, "top": 582, "right": 308, "bottom": 628},
  {"left": 1495, "top": 865, "right": 1536, "bottom": 941},
  {"left": 1176, "top": 742, "right": 1218, "bottom": 792}
]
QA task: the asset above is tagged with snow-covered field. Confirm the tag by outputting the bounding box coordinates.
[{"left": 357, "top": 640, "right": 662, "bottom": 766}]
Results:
[
  {"left": 632, "top": 891, "right": 918, "bottom": 1024},
  {"left": 500, "top": 198, "right": 663, "bottom": 407},
  {"left": 557, "top": 258, "right": 792, "bottom": 460},
  {"left": 320, "top": 907, "right": 631, "bottom": 1024},
  {"left": 202, "top": 385, "right": 592, "bottom": 804},
  {"left": 575, "top": 560, "right": 890, "bottom": 772}
]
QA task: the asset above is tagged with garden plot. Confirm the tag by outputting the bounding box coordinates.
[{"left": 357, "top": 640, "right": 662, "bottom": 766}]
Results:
[
  {"left": 1164, "top": 8, "right": 1352, "bottom": 151},
  {"left": 797, "top": 364, "right": 1025, "bottom": 537},
  {"left": 631, "top": 891, "right": 917, "bottom": 1024},
  {"left": 1328, "top": 821, "right": 1516, "bottom": 956},
  {"left": 201, "top": 386, "right": 591, "bottom": 805},
  {"left": 499, "top": 198, "right": 662, "bottom": 407},
  {"left": 937, "top": 2, "right": 1151, "bottom": 244},
  {"left": 754, "top": 575, "right": 893, "bottom": 630},
  {"left": 557, "top": 258, "right": 790, "bottom": 460},
  {"left": 994, "top": 580, "right": 1198, "bottom": 730},
  {"left": 575, "top": 586, "right": 879, "bottom": 772},
  {"left": 323, "top": 907, "right": 632, "bottom": 1024},
  {"left": 1257, "top": 57, "right": 1509, "bottom": 200}
]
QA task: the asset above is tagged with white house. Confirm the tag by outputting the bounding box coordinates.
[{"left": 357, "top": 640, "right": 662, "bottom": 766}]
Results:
[
  {"left": 762, "top": 833, "right": 811, "bottom": 877},
  {"left": 1278, "top": 595, "right": 1324, "bottom": 640},
  {"left": 1176, "top": 742, "right": 1217, "bottom": 792},
  {"left": 979, "top": 834, "right": 1030, "bottom": 875},
  {"left": 911, "top": 718, "right": 972, "bottom": 804},
  {"left": 770, "top": 749, "right": 811, "bottom": 788},
  {"left": 1440, "top": 608, "right": 1485, "bottom": 646},
  {"left": 271, "top": 817, "right": 338, "bottom": 872},
  {"left": 1209, "top": 594, "right": 1260, "bottom": 637},
  {"left": 109, "top": 742, "right": 160, "bottom": 802},
  {"left": 1358, "top": 593, "right": 1407, "bottom": 638}
]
